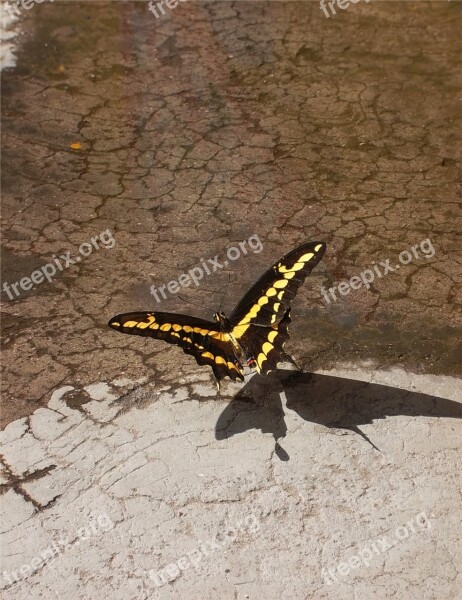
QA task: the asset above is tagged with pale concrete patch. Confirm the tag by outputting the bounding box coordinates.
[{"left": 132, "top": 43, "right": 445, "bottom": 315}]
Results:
[
  {"left": 1, "top": 370, "right": 461, "bottom": 599},
  {"left": 0, "top": 6, "right": 19, "bottom": 71}
]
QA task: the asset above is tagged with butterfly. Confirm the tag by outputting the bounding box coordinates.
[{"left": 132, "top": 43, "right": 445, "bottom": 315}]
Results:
[{"left": 108, "top": 241, "right": 326, "bottom": 389}]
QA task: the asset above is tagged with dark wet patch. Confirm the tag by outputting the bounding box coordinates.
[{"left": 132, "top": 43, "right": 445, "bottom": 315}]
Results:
[
  {"left": 63, "top": 388, "right": 93, "bottom": 412},
  {"left": 294, "top": 315, "right": 462, "bottom": 377},
  {"left": 1, "top": 0, "right": 460, "bottom": 428},
  {"left": 11, "top": 2, "right": 125, "bottom": 80},
  {"left": 1, "top": 247, "right": 51, "bottom": 301}
]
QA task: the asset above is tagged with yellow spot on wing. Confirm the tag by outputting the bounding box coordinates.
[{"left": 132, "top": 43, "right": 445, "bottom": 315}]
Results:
[
  {"left": 299, "top": 252, "right": 314, "bottom": 262},
  {"left": 274, "top": 279, "right": 288, "bottom": 289},
  {"left": 191, "top": 328, "right": 225, "bottom": 340},
  {"left": 215, "top": 355, "right": 239, "bottom": 372},
  {"left": 234, "top": 295, "right": 270, "bottom": 339},
  {"left": 262, "top": 342, "right": 273, "bottom": 355},
  {"left": 277, "top": 291, "right": 284, "bottom": 300},
  {"left": 284, "top": 271, "right": 296, "bottom": 280},
  {"left": 268, "top": 330, "right": 278, "bottom": 343},
  {"left": 202, "top": 351, "right": 214, "bottom": 361},
  {"left": 160, "top": 324, "right": 171, "bottom": 332},
  {"left": 124, "top": 320, "right": 138, "bottom": 327},
  {"left": 314, "top": 244, "right": 323, "bottom": 252},
  {"left": 210, "top": 331, "right": 228, "bottom": 341},
  {"left": 171, "top": 332, "right": 180, "bottom": 338},
  {"left": 232, "top": 323, "right": 249, "bottom": 339},
  {"left": 112, "top": 322, "right": 120, "bottom": 327},
  {"left": 173, "top": 324, "right": 182, "bottom": 332},
  {"left": 228, "top": 361, "right": 240, "bottom": 372},
  {"left": 257, "top": 353, "right": 267, "bottom": 370},
  {"left": 137, "top": 315, "right": 156, "bottom": 329},
  {"left": 274, "top": 302, "right": 280, "bottom": 312},
  {"left": 245, "top": 304, "right": 260, "bottom": 321},
  {"left": 278, "top": 261, "right": 304, "bottom": 273},
  {"left": 266, "top": 287, "right": 277, "bottom": 297}
]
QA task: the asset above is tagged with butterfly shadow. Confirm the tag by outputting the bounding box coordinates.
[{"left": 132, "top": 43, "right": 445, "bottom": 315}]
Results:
[{"left": 214, "top": 369, "right": 462, "bottom": 461}]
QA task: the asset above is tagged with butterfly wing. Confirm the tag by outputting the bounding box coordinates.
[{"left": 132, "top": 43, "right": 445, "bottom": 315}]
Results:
[
  {"left": 108, "top": 312, "right": 244, "bottom": 382},
  {"left": 238, "top": 307, "right": 295, "bottom": 376},
  {"left": 229, "top": 241, "right": 326, "bottom": 375}
]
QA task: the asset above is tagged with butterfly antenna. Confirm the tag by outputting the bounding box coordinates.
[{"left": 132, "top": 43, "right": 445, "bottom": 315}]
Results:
[
  {"left": 217, "top": 272, "right": 232, "bottom": 313},
  {"left": 177, "top": 294, "right": 215, "bottom": 315}
]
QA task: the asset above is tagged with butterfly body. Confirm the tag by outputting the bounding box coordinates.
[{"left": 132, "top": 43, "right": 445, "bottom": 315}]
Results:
[
  {"left": 212, "top": 310, "right": 258, "bottom": 376},
  {"left": 109, "top": 241, "right": 326, "bottom": 387}
]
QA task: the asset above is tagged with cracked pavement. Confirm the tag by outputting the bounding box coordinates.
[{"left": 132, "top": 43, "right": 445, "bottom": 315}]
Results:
[{"left": 1, "top": 1, "right": 461, "bottom": 599}]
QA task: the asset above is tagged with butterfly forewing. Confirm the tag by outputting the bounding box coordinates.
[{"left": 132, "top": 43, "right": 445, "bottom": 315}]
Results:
[
  {"left": 227, "top": 241, "right": 325, "bottom": 376},
  {"left": 108, "top": 312, "right": 244, "bottom": 381},
  {"left": 230, "top": 241, "right": 326, "bottom": 336}
]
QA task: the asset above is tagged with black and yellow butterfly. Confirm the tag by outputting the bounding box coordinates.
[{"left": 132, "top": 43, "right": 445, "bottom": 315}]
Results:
[{"left": 108, "top": 241, "right": 326, "bottom": 388}]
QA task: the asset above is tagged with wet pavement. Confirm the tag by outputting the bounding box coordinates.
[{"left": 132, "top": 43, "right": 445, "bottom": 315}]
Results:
[{"left": 1, "top": 1, "right": 461, "bottom": 599}]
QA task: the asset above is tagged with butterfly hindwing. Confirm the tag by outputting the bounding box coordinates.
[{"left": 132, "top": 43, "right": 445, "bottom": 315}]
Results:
[
  {"left": 108, "top": 312, "right": 244, "bottom": 382},
  {"left": 240, "top": 308, "right": 294, "bottom": 376}
]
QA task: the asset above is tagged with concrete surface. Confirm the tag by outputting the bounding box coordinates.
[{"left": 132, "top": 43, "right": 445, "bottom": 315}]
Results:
[
  {"left": 1, "top": 1, "right": 461, "bottom": 599},
  {"left": 1, "top": 366, "right": 461, "bottom": 598}
]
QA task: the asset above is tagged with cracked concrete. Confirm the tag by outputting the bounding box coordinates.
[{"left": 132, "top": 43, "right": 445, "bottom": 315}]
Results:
[
  {"left": 1, "top": 369, "right": 461, "bottom": 598},
  {"left": 1, "top": 1, "right": 461, "bottom": 598}
]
